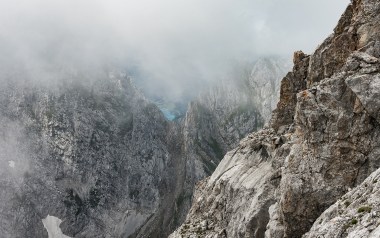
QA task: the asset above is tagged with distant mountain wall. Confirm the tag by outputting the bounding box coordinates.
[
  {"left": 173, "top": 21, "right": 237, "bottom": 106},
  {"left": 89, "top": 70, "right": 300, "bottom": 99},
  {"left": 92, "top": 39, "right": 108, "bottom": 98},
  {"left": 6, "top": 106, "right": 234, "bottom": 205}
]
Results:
[
  {"left": 170, "top": 0, "right": 380, "bottom": 237},
  {"left": 0, "top": 57, "right": 290, "bottom": 238}
]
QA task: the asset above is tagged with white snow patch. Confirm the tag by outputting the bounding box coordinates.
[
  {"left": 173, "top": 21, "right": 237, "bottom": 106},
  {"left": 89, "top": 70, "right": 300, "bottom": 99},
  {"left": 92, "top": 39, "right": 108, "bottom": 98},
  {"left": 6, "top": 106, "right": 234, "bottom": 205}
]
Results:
[
  {"left": 8, "top": 160, "right": 15, "bottom": 168},
  {"left": 42, "top": 215, "right": 72, "bottom": 238}
]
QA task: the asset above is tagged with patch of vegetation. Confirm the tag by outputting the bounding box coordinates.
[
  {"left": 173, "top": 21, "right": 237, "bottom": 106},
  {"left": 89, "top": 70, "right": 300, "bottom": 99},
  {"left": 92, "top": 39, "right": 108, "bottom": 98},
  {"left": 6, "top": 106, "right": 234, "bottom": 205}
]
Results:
[
  {"left": 358, "top": 206, "right": 372, "bottom": 213},
  {"left": 373, "top": 179, "right": 378, "bottom": 184},
  {"left": 344, "top": 200, "right": 351, "bottom": 208},
  {"left": 343, "top": 218, "right": 359, "bottom": 232}
]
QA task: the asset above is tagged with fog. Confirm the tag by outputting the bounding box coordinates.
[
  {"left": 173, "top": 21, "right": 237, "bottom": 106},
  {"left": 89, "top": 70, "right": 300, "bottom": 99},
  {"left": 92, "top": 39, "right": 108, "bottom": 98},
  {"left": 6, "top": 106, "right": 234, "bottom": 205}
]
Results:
[{"left": 0, "top": 0, "right": 349, "bottom": 100}]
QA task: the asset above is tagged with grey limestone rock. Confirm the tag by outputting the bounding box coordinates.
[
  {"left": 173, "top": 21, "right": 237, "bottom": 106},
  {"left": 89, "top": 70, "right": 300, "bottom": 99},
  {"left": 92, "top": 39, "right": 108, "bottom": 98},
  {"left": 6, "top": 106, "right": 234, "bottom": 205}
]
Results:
[
  {"left": 303, "top": 167, "right": 380, "bottom": 238},
  {"left": 169, "top": 57, "right": 290, "bottom": 233},
  {"left": 170, "top": 0, "right": 380, "bottom": 237},
  {"left": 0, "top": 54, "right": 288, "bottom": 237},
  {"left": 0, "top": 73, "right": 186, "bottom": 238}
]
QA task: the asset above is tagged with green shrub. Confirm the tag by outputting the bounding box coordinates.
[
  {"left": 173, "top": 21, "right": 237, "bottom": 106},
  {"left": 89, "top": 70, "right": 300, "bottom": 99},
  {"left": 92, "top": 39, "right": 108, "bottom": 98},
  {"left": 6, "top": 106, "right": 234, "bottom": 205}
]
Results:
[
  {"left": 343, "top": 218, "right": 359, "bottom": 232},
  {"left": 358, "top": 206, "right": 372, "bottom": 213}
]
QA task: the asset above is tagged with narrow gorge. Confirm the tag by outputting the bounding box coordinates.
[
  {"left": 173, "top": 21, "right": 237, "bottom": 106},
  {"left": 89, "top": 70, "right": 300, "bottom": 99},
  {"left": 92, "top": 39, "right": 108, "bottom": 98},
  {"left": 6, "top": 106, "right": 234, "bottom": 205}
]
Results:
[
  {"left": 0, "top": 57, "right": 288, "bottom": 237},
  {"left": 1, "top": 0, "right": 376, "bottom": 237},
  {"left": 171, "top": 0, "right": 380, "bottom": 237}
]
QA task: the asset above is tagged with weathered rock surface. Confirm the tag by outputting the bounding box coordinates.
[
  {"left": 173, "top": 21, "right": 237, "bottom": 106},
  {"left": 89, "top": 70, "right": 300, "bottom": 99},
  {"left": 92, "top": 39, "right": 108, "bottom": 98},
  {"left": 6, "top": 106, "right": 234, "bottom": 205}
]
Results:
[
  {"left": 0, "top": 73, "right": 188, "bottom": 238},
  {"left": 249, "top": 58, "right": 292, "bottom": 123},
  {"left": 303, "top": 167, "right": 380, "bottom": 238},
  {"left": 170, "top": 0, "right": 380, "bottom": 237},
  {"left": 170, "top": 128, "right": 286, "bottom": 238},
  {"left": 174, "top": 58, "right": 290, "bottom": 225},
  {"left": 0, "top": 54, "right": 288, "bottom": 237},
  {"left": 183, "top": 57, "right": 290, "bottom": 178}
]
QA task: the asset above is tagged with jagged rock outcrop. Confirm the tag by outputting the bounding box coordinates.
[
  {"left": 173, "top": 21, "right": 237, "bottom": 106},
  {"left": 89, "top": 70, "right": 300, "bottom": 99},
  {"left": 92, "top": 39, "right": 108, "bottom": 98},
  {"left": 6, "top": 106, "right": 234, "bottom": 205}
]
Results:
[
  {"left": 0, "top": 73, "right": 188, "bottom": 238},
  {"left": 0, "top": 55, "right": 289, "bottom": 237},
  {"left": 170, "top": 0, "right": 380, "bottom": 237},
  {"left": 169, "top": 128, "right": 286, "bottom": 238},
  {"left": 166, "top": 57, "right": 290, "bottom": 231},
  {"left": 183, "top": 57, "right": 290, "bottom": 178},
  {"left": 304, "top": 167, "right": 380, "bottom": 238}
]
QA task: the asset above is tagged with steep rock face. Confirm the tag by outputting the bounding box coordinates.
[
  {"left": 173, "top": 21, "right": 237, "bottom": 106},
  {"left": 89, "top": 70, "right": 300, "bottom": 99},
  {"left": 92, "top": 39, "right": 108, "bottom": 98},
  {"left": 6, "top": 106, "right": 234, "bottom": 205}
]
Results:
[
  {"left": 277, "top": 57, "right": 380, "bottom": 237},
  {"left": 169, "top": 128, "right": 287, "bottom": 238},
  {"left": 271, "top": 51, "right": 309, "bottom": 131},
  {"left": 0, "top": 73, "right": 187, "bottom": 238},
  {"left": 0, "top": 56, "right": 290, "bottom": 238},
  {"left": 184, "top": 57, "right": 290, "bottom": 179},
  {"left": 170, "top": 0, "right": 380, "bottom": 237},
  {"left": 169, "top": 57, "right": 290, "bottom": 231},
  {"left": 249, "top": 58, "right": 292, "bottom": 123},
  {"left": 183, "top": 85, "right": 262, "bottom": 179},
  {"left": 304, "top": 167, "right": 380, "bottom": 238}
]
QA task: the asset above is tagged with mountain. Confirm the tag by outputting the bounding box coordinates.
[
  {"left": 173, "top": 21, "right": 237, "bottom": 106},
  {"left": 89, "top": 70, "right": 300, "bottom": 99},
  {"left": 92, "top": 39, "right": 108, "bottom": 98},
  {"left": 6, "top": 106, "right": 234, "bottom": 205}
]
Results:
[
  {"left": 174, "top": 57, "right": 290, "bottom": 226},
  {"left": 183, "top": 57, "right": 291, "bottom": 177},
  {"left": 0, "top": 73, "right": 189, "bottom": 237},
  {"left": 304, "top": 166, "right": 380, "bottom": 238},
  {"left": 170, "top": 0, "right": 380, "bottom": 237},
  {"left": 248, "top": 58, "right": 292, "bottom": 122},
  {"left": 0, "top": 57, "right": 289, "bottom": 237}
]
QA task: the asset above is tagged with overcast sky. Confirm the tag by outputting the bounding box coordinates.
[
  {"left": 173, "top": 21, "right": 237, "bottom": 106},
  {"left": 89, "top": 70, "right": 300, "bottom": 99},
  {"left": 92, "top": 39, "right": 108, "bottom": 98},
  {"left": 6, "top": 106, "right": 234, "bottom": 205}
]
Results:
[{"left": 0, "top": 0, "right": 349, "bottom": 100}]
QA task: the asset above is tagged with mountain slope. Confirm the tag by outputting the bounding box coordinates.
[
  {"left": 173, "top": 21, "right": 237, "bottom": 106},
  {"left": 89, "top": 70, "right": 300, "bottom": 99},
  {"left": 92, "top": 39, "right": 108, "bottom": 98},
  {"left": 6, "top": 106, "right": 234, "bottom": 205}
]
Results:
[
  {"left": 0, "top": 73, "right": 188, "bottom": 238},
  {"left": 164, "top": 57, "right": 290, "bottom": 231},
  {"left": 0, "top": 56, "right": 289, "bottom": 237},
  {"left": 304, "top": 166, "right": 380, "bottom": 238},
  {"left": 170, "top": 0, "right": 380, "bottom": 237}
]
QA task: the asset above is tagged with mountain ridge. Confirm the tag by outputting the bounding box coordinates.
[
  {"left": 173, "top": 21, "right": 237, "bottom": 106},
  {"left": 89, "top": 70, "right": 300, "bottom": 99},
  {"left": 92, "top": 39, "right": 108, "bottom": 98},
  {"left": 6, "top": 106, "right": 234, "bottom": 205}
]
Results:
[
  {"left": 0, "top": 57, "right": 288, "bottom": 237},
  {"left": 170, "top": 0, "right": 380, "bottom": 237}
]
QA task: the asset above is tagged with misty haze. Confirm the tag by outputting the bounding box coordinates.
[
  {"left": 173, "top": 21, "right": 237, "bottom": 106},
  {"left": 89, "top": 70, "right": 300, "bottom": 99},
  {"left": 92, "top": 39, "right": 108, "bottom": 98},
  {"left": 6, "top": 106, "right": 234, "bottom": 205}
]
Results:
[
  {"left": 0, "top": 0, "right": 347, "bottom": 113},
  {"left": 6, "top": 0, "right": 380, "bottom": 238}
]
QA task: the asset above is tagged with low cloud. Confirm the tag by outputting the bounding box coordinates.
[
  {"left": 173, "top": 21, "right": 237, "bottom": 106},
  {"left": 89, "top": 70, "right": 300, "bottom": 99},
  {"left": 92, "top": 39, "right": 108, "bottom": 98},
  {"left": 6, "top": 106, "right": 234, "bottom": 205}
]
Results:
[{"left": 0, "top": 0, "right": 349, "bottom": 99}]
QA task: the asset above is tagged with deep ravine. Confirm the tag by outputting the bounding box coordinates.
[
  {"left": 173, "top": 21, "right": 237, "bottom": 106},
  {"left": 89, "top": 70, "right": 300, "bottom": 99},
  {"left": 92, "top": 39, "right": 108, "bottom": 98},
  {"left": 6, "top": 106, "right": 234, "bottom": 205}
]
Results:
[
  {"left": 0, "top": 57, "right": 288, "bottom": 238},
  {"left": 170, "top": 0, "right": 380, "bottom": 237}
]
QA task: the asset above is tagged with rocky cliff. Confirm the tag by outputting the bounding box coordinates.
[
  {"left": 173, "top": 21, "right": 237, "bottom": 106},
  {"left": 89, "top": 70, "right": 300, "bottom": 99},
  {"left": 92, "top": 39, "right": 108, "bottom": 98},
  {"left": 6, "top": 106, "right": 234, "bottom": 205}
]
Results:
[
  {"left": 249, "top": 58, "right": 292, "bottom": 123},
  {"left": 0, "top": 54, "right": 288, "bottom": 237},
  {"left": 304, "top": 166, "right": 380, "bottom": 238},
  {"left": 170, "top": 0, "right": 380, "bottom": 237},
  {"left": 157, "top": 57, "right": 290, "bottom": 233},
  {"left": 182, "top": 57, "right": 290, "bottom": 179},
  {"left": 0, "top": 72, "right": 190, "bottom": 238}
]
